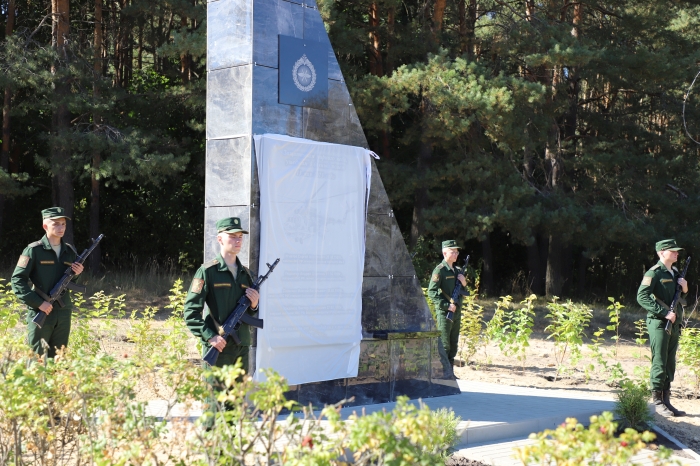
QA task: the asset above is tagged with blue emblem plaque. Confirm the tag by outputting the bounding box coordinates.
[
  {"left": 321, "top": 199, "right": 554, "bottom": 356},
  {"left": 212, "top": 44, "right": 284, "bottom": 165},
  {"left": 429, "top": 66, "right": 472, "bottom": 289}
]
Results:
[{"left": 278, "top": 35, "right": 328, "bottom": 109}]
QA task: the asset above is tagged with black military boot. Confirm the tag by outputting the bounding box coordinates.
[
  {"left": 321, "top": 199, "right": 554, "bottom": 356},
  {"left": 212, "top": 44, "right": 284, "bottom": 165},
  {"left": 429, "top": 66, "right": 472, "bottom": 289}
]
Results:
[
  {"left": 653, "top": 391, "right": 675, "bottom": 417},
  {"left": 663, "top": 389, "right": 686, "bottom": 417}
]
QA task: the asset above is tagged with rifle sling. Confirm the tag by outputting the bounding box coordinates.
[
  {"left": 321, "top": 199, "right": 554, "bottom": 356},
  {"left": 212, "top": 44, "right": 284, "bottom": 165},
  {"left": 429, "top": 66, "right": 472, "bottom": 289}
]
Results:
[{"left": 653, "top": 296, "right": 671, "bottom": 312}]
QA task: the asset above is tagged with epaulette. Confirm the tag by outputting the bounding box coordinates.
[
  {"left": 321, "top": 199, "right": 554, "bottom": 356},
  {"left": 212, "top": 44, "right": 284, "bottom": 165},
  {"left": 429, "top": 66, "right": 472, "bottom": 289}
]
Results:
[
  {"left": 28, "top": 241, "right": 42, "bottom": 248},
  {"left": 650, "top": 264, "right": 661, "bottom": 270},
  {"left": 672, "top": 266, "right": 679, "bottom": 272},
  {"left": 65, "top": 243, "right": 78, "bottom": 255},
  {"left": 436, "top": 264, "right": 444, "bottom": 270},
  {"left": 202, "top": 259, "right": 219, "bottom": 269}
]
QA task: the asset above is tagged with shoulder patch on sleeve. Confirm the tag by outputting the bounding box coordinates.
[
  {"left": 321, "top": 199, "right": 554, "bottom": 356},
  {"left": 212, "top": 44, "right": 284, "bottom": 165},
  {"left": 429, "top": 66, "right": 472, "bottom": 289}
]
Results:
[
  {"left": 650, "top": 264, "right": 661, "bottom": 270},
  {"left": 202, "top": 259, "right": 218, "bottom": 269},
  {"left": 432, "top": 274, "right": 440, "bottom": 282},
  {"left": 641, "top": 276, "right": 652, "bottom": 286},
  {"left": 17, "top": 255, "right": 30, "bottom": 268},
  {"left": 190, "top": 278, "right": 205, "bottom": 294},
  {"left": 28, "top": 241, "right": 42, "bottom": 248}
]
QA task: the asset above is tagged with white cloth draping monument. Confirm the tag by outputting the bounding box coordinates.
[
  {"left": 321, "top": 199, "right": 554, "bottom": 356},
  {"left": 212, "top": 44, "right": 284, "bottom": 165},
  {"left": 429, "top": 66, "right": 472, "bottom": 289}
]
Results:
[{"left": 253, "top": 134, "right": 372, "bottom": 385}]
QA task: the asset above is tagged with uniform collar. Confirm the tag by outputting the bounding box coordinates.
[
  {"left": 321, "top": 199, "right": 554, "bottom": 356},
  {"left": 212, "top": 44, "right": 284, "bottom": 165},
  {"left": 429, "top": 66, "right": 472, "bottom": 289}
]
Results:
[
  {"left": 441, "top": 259, "right": 454, "bottom": 272},
  {"left": 657, "top": 260, "right": 675, "bottom": 275},
  {"left": 40, "top": 235, "right": 64, "bottom": 251},
  {"left": 215, "top": 253, "right": 241, "bottom": 273}
]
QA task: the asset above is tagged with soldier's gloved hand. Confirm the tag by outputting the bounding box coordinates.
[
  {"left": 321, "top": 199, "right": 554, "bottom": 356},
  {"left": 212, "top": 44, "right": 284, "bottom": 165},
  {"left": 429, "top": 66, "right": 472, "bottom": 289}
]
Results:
[
  {"left": 448, "top": 303, "right": 457, "bottom": 312},
  {"left": 71, "top": 262, "right": 84, "bottom": 276},
  {"left": 678, "top": 277, "right": 688, "bottom": 294},
  {"left": 209, "top": 335, "right": 227, "bottom": 352},
  {"left": 246, "top": 288, "right": 260, "bottom": 309},
  {"left": 38, "top": 301, "right": 52, "bottom": 315},
  {"left": 666, "top": 311, "right": 677, "bottom": 323},
  {"left": 457, "top": 274, "right": 467, "bottom": 287}
]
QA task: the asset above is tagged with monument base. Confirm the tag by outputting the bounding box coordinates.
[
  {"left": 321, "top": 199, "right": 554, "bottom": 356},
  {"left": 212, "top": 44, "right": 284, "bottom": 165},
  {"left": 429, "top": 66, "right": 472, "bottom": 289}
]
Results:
[{"left": 280, "top": 336, "right": 461, "bottom": 407}]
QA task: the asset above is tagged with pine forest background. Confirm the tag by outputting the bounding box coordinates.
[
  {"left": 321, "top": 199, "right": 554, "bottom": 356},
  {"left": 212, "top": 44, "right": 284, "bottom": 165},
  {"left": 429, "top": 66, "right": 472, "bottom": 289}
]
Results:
[{"left": 2, "top": 0, "right": 700, "bottom": 303}]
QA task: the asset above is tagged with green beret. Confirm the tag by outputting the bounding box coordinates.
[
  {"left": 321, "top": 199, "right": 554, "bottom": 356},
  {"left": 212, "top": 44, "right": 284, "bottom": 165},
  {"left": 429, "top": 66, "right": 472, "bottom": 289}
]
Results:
[
  {"left": 42, "top": 207, "right": 70, "bottom": 220},
  {"left": 442, "top": 240, "right": 460, "bottom": 249},
  {"left": 216, "top": 217, "right": 248, "bottom": 234},
  {"left": 656, "top": 239, "right": 683, "bottom": 252}
]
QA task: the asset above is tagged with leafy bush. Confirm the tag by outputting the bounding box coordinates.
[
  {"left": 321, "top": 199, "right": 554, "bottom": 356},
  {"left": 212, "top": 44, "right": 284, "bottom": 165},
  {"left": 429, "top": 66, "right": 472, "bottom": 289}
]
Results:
[
  {"left": 545, "top": 298, "right": 592, "bottom": 380},
  {"left": 458, "top": 295, "right": 486, "bottom": 364},
  {"left": 614, "top": 380, "right": 653, "bottom": 431},
  {"left": 678, "top": 328, "right": 700, "bottom": 396},
  {"left": 515, "top": 411, "right": 678, "bottom": 465},
  {"left": 0, "top": 282, "right": 460, "bottom": 465},
  {"left": 486, "top": 294, "right": 535, "bottom": 371}
]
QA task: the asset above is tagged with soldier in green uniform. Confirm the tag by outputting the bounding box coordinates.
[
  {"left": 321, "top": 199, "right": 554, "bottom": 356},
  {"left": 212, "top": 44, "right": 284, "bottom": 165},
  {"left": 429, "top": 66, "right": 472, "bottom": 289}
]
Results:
[
  {"left": 428, "top": 240, "right": 467, "bottom": 369},
  {"left": 183, "top": 217, "right": 260, "bottom": 374},
  {"left": 637, "top": 239, "right": 689, "bottom": 417},
  {"left": 11, "top": 207, "right": 84, "bottom": 358}
]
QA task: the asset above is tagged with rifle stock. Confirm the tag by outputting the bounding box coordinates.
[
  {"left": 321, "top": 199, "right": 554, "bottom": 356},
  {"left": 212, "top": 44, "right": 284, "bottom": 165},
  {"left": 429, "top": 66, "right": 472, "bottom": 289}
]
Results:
[{"left": 32, "top": 235, "right": 104, "bottom": 329}]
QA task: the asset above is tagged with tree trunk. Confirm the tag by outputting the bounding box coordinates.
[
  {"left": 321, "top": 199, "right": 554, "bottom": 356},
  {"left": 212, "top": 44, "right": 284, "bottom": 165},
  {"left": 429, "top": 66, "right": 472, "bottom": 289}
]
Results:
[
  {"left": 0, "top": 0, "right": 16, "bottom": 241},
  {"left": 433, "top": 0, "right": 447, "bottom": 37},
  {"left": 577, "top": 251, "right": 590, "bottom": 297},
  {"left": 481, "top": 233, "right": 494, "bottom": 296},
  {"left": 52, "top": 0, "right": 75, "bottom": 245},
  {"left": 409, "top": 134, "right": 431, "bottom": 247},
  {"left": 545, "top": 234, "right": 564, "bottom": 297},
  {"left": 90, "top": 0, "right": 103, "bottom": 274}
]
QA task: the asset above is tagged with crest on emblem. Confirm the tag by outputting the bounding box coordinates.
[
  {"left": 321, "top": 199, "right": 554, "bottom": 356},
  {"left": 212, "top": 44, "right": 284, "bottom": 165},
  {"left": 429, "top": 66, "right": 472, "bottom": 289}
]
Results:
[{"left": 292, "top": 54, "right": 317, "bottom": 92}]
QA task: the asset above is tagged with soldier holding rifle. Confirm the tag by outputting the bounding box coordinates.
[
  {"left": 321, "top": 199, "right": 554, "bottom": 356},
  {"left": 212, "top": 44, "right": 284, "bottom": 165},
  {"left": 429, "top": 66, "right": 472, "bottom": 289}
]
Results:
[
  {"left": 11, "top": 207, "right": 84, "bottom": 358},
  {"left": 637, "top": 239, "right": 689, "bottom": 417},
  {"left": 428, "top": 240, "right": 467, "bottom": 369},
  {"left": 183, "top": 217, "right": 260, "bottom": 373}
]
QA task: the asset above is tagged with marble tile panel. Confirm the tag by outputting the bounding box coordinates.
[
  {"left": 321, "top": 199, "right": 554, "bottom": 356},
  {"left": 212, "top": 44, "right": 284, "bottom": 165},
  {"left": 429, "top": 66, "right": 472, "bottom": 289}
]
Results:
[
  {"left": 302, "top": 5, "right": 341, "bottom": 81},
  {"left": 252, "top": 0, "right": 304, "bottom": 68},
  {"left": 390, "top": 277, "right": 434, "bottom": 332},
  {"left": 303, "top": 80, "right": 367, "bottom": 148},
  {"left": 205, "top": 137, "right": 252, "bottom": 207},
  {"left": 204, "top": 206, "right": 252, "bottom": 265},
  {"left": 207, "top": 66, "right": 252, "bottom": 140},
  {"left": 364, "top": 214, "right": 391, "bottom": 277},
  {"left": 252, "top": 66, "right": 304, "bottom": 137},
  {"left": 361, "top": 277, "right": 390, "bottom": 332},
  {"left": 367, "top": 159, "right": 391, "bottom": 214},
  {"left": 208, "top": 0, "right": 252, "bottom": 71},
  {"left": 391, "top": 221, "right": 417, "bottom": 277},
  {"left": 297, "top": 378, "right": 347, "bottom": 407}
]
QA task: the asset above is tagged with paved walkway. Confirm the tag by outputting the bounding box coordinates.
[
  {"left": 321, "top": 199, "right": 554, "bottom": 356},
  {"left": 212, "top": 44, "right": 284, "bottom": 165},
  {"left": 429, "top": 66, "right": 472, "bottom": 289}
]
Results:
[{"left": 145, "top": 379, "right": 700, "bottom": 464}]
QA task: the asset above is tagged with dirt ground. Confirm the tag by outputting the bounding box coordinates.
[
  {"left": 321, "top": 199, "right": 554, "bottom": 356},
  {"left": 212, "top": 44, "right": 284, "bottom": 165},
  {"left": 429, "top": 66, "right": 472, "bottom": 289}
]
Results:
[{"left": 452, "top": 333, "right": 700, "bottom": 456}]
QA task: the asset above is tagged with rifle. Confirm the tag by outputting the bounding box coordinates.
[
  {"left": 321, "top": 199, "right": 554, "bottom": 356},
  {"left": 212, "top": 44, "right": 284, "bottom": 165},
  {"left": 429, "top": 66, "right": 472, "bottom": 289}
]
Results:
[
  {"left": 203, "top": 258, "right": 280, "bottom": 366},
  {"left": 446, "top": 255, "right": 470, "bottom": 322},
  {"left": 32, "top": 234, "right": 104, "bottom": 329},
  {"left": 665, "top": 256, "right": 691, "bottom": 336}
]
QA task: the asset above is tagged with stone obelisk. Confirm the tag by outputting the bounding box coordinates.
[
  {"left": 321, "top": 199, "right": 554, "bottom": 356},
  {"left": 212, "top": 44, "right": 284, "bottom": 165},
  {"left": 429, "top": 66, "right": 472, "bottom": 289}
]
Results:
[{"left": 205, "top": 0, "right": 459, "bottom": 405}]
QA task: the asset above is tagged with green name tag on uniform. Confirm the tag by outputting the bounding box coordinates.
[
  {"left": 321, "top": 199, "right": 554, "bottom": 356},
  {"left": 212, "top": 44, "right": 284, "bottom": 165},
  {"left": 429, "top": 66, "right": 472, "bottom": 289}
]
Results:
[
  {"left": 661, "top": 279, "right": 673, "bottom": 284},
  {"left": 40, "top": 260, "right": 55, "bottom": 265},
  {"left": 213, "top": 283, "right": 232, "bottom": 288}
]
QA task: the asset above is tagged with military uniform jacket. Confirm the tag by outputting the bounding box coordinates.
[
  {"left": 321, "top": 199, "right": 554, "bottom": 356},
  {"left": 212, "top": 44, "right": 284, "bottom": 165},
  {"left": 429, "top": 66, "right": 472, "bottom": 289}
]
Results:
[
  {"left": 11, "top": 235, "right": 79, "bottom": 311},
  {"left": 427, "top": 260, "right": 463, "bottom": 313},
  {"left": 184, "top": 254, "right": 258, "bottom": 347},
  {"left": 637, "top": 260, "right": 687, "bottom": 321}
]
